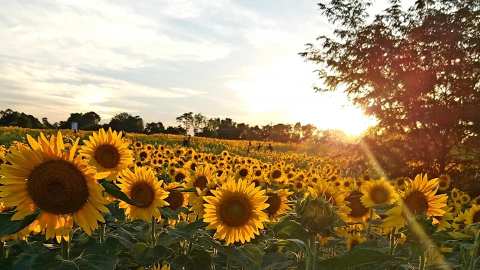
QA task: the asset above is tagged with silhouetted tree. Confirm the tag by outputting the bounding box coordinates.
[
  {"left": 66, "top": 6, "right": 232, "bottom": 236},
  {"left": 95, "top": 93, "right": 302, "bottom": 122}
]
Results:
[
  {"left": 59, "top": 111, "right": 101, "bottom": 130},
  {"left": 302, "top": 0, "right": 480, "bottom": 175},
  {"left": 0, "top": 109, "right": 44, "bottom": 128},
  {"left": 165, "top": 125, "right": 187, "bottom": 135},
  {"left": 109, "top": 112, "right": 144, "bottom": 133},
  {"left": 145, "top": 122, "right": 165, "bottom": 134}
]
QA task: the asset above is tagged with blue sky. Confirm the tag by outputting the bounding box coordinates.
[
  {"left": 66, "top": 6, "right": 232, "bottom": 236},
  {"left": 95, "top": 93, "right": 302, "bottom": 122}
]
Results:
[{"left": 0, "top": 0, "right": 383, "bottom": 134}]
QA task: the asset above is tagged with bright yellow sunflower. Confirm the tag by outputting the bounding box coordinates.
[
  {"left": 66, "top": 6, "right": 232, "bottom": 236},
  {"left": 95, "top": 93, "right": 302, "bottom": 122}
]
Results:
[
  {"left": 360, "top": 179, "right": 397, "bottom": 208},
  {"left": 203, "top": 178, "right": 268, "bottom": 244},
  {"left": 118, "top": 166, "right": 169, "bottom": 222},
  {"left": 383, "top": 174, "right": 447, "bottom": 229},
  {"left": 186, "top": 164, "right": 215, "bottom": 193},
  {"left": 80, "top": 128, "right": 133, "bottom": 180},
  {"left": 0, "top": 132, "right": 109, "bottom": 240},
  {"left": 264, "top": 189, "right": 292, "bottom": 221}
]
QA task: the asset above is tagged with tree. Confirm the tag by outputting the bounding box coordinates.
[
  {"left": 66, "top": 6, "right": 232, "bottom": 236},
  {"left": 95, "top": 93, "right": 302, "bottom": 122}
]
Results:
[
  {"left": 0, "top": 109, "right": 44, "bottom": 128},
  {"left": 42, "top": 117, "right": 53, "bottom": 129},
  {"left": 302, "top": 0, "right": 480, "bottom": 175},
  {"left": 165, "top": 125, "right": 187, "bottom": 135},
  {"left": 193, "top": 113, "right": 207, "bottom": 134},
  {"left": 109, "top": 113, "right": 144, "bottom": 133},
  {"left": 176, "top": 112, "right": 194, "bottom": 134},
  {"left": 145, "top": 122, "right": 165, "bottom": 134},
  {"left": 59, "top": 111, "right": 101, "bottom": 130}
]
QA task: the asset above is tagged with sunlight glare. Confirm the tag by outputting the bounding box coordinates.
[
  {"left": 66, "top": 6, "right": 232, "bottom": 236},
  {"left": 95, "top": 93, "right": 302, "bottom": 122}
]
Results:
[{"left": 227, "top": 57, "right": 376, "bottom": 136}]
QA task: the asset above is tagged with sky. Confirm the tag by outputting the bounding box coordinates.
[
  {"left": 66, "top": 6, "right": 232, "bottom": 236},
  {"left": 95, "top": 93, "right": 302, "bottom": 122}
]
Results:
[{"left": 0, "top": 0, "right": 382, "bottom": 135}]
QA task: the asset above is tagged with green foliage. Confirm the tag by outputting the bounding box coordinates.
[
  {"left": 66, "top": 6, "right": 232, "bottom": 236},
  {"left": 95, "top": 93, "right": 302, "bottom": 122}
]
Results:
[{"left": 0, "top": 210, "right": 40, "bottom": 237}]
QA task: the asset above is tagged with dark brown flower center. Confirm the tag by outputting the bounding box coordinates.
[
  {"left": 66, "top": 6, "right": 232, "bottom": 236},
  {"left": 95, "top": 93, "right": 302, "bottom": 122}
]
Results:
[
  {"left": 255, "top": 170, "right": 262, "bottom": 177},
  {"left": 94, "top": 144, "right": 120, "bottom": 169},
  {"left": 218, "top": 194, "right": 252, "bottom": 227},
  {"left": 139, "top": 151, "right": 148, "bottom": 161},
  {"left": 27, "top": 160, "right": 89, "bottom": 214},
  {"left": 271, "top": 169, "right": 282, "bottom": 179},
  {"left": 404, "top": 191, "right": 429, "bottom": 215},
  {"left": 166, "top": 190, "right": 184, "bottom": 210},
  {"left": 265, "top": 193, "right": 282, "bottom": 216},
  {"left": 130, "top": 182, "right": 155, "bottom": 208},
  {"left": 194, "top": 175, "right": 208, "bottom": 189},
  {"left": 346, "top": 191, "right": 369, "bottom": 218},
  {"left": 175, "top": 172, "right": 186, "bottom": 182},
  {"left": 370, "top": 185, "right": 390, "bottom": 204},
  {"left": 239, "top": 168, "right": 248, "bottom": 178}
]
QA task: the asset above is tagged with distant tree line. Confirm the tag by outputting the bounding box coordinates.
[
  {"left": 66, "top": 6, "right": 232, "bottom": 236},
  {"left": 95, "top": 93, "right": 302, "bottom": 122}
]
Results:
[{"left": 0, "top": 109, "right": 323, "bottom": 143}]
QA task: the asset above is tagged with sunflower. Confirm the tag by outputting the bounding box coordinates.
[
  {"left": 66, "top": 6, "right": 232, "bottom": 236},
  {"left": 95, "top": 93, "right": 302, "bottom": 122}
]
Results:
[
  {"left": 264, "top": 189, "right": 292, "bottom": 221},
  {"left": 345, "top": 190, "right": 371, "bottom": 223},
  {"left": 0, "top": 132, "right": 109, "bottom": 240},
  {"left": 164, "top": 182, "right": 188, "bottom": 211},
  {"left": 118, "top": 166, "right": 169, "bottom": 222},
  {"left": 203, "top": 178, "right": 268, "bottom": 244},
  {"left": 80, "top": 128, "right": 133, "bottom": 180},
  {"left": 437, "top": 175, "right": 451, "bottom": 192},
  {"left": 436, "top": 206, "right": 454, "bottom": 231},
  {"left": 360, "top": 179, "right": 397, "bottom": 208},
  {"left": 383, "top": 174, "right": 447, "bottom": 229},
  {"left": 269, "top": 166, "right": 286, "bottom": 184},
  {"left": 464, "top": 204, "right": 480, "bottom": 225},
  {"left": 169, "top": 167, "right": 189, "bottom": 183},
  {"left": 235, "top": 165, "right": 251, "bottom": 179},
  {"left": 186, "top": 165, "right": 214, "bottom": 193}
]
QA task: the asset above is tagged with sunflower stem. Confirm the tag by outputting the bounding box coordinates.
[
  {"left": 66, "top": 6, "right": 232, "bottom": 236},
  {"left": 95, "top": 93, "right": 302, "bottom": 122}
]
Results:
[
  {"left": 61, "top": 238, "right": 70, "bottom": 260},
  {"left": 151, "top": 217, "right": 157, "bottom": 247},
  {"left": 0, "top": 241, "right": 5, "bottom": 259}
]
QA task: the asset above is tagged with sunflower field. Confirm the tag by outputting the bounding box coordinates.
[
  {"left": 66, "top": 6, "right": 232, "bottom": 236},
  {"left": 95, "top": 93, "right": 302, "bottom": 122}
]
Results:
[{"left": 0, "top": 128, "right": 479, "bottom": 270}]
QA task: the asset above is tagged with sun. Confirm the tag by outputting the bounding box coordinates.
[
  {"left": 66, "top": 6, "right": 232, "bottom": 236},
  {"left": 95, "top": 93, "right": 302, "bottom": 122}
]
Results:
[{"left": 228, "top": 57, "right": 376, "bottom": 136}]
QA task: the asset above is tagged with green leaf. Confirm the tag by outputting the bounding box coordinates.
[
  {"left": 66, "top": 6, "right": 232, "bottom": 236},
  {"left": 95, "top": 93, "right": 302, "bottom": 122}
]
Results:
[
  {"left": 316, "top": 248, "right": 400, "bottom": 270},
  {"left": 131, "top": 242, "right": 170, "bottom": 266},
  {"left": 189, "top": 248, "right": 212, "bottom": 270},
  {"left": 0, "top": 209, "right": 40, "bottom": 237},
  {"left": 167, "top": 220, "right": 205, "bottom": 240},
  {"left": 100, "top": 180, "right": 139, "bottom": 206},
  {"left": 272, "top": 219, "right": 308, "bottom": 241}
]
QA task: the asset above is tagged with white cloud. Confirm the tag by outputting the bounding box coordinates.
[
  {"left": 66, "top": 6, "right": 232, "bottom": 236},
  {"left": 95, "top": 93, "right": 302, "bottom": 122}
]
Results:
[{"left": 0, "top": 0, "right": 233, "bottom": 71}]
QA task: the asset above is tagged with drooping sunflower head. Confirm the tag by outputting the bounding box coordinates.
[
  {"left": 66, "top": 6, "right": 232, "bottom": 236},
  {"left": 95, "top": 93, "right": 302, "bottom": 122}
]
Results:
[
  {"left": 297, "top": 196, "right": 340, "bottom": 235},
  {"left": 203, "top": 178, "right": 268, "bottom": 244},
  {"left": 118, "top": 166, "right": 169, "bottom": 222},
  {"left": 263, "top": 189, "right": 292, "bottom": 221},
  {"left": 383, "top": 174, "right": 447, "bottom": 229},
  {"left": 0, "top": 132, "right": 109, "bottom": 240},
  {"left": 360, "top": 179, "right": 397, "bottom": 208},
  {"left": 80, "top": 128, "right": 133, "bottom": 180}
]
